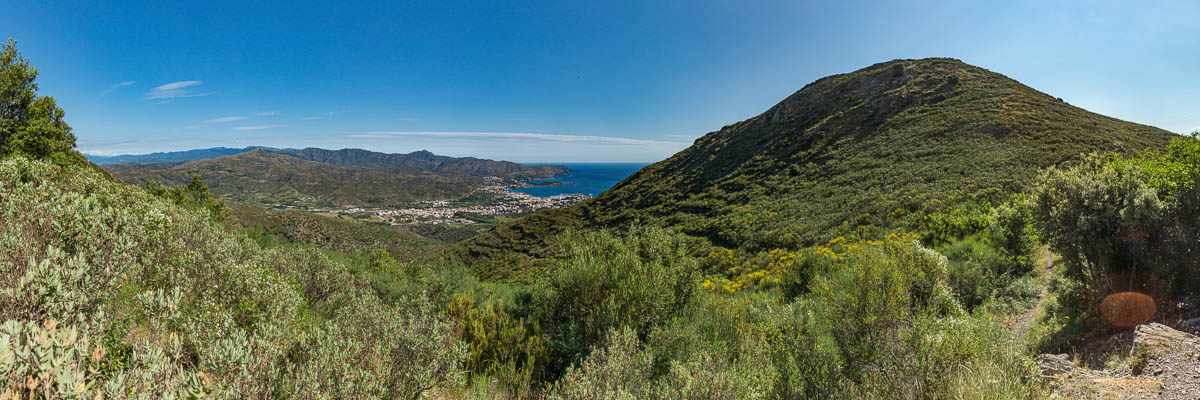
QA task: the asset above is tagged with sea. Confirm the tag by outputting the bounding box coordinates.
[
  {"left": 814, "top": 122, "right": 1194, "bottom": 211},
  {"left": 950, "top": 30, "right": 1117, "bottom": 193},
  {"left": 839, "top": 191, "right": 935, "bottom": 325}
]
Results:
[{"left": 515, "top": 163, "right": 648, "bottom": 197}]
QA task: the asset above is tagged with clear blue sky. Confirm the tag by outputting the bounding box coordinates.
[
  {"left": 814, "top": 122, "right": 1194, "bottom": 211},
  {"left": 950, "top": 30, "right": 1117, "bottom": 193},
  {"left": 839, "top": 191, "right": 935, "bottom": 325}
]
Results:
[{"left": 4, "top": 0, "right": 1198, "bottom": 162}]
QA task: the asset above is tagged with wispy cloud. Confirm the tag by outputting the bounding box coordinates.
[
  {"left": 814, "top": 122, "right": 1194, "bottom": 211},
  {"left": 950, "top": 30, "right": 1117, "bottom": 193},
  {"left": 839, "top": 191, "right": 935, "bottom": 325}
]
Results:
[
  {"left": 349, "top": 131, "right": 683, "bottom": 146},
  {"left": 234, "top": 124, "right": 288, "bottom": 131},
  {"left": 302, "top": 111, "right": 344, "bottom": 120},
  {"left": 145, "top": 80, "right": 205, "bottom": 100},
  {"left": 256, "top": 111, "right": 280, "bottom": 116},
  {"left": 99, "top": 81, "right": 136, "bottom": 97},
  {"left": 205, "top": 116, "right": 247, "bottom": 123}
]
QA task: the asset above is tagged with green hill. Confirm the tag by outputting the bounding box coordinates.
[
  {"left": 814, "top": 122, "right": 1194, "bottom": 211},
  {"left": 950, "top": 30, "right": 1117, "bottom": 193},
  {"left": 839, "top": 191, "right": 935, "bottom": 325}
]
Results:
[
  {"left": 103, "top": 148, "right": 482, "bottom": 207},
  {"left": 462, "top": 58, "right": 1175, "bottom": 272}
]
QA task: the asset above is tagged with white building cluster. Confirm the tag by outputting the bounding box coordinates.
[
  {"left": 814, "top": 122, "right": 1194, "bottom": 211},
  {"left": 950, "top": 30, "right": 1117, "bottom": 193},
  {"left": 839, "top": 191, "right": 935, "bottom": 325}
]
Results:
[{"left": 367, "top": 177, "right": 590, "bottom": 225}]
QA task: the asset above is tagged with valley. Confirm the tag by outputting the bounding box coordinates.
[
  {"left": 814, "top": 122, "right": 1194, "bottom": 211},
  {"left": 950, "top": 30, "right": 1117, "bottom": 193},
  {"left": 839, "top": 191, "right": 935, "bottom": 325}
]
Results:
[
  {"left": 280, "top": 177, "right": 591, "bottom": 226},
  {"left": 98, "top": 147, "right": 594, "bottom": 234}
]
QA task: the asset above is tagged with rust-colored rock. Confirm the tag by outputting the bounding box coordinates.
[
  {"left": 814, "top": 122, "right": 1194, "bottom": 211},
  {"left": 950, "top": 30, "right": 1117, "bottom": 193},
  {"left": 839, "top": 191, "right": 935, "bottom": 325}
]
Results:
[{"left": 1100, "top": 292, "right": 1157, "bottom": 327}]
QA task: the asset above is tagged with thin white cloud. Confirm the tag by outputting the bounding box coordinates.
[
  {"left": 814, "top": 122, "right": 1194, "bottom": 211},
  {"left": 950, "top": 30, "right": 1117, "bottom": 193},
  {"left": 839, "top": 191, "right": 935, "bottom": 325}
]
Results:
[
  {"left": 349, "top": 131, "right": 684, "bottom": 146},
  {"left": 99, "top": 81, "right": 136, "bottom": 97},
  {"left": 234, "top": 124, "right": 288, "bottom": 131},
  {"left": 256, "top": 111, "right": 280, "bottom": 116},
  {"left": 145, "top": 80, "right": 205, "bottom": 100},
  {"left": 205, "top": 116, "right": 247, "bottom": 123}
]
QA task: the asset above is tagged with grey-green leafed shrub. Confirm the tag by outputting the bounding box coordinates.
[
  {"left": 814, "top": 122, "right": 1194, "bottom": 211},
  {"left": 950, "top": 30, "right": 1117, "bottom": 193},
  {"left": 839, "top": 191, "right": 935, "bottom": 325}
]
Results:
[
  {"left": 546, "top": 328, "right": 653, "bottom": 400},
  {"left": 0, "top": 157, "right": 466, "bottom": 398},
  {"left": 547, "top": 328, "right": 771, "bottom": 400}
]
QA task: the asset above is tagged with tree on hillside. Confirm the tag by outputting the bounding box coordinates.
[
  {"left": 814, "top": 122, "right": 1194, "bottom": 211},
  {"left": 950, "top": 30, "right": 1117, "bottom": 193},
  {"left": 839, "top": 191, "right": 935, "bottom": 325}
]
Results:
[{"left": 0, "top": 38, "right": 78, "bottom": 165}]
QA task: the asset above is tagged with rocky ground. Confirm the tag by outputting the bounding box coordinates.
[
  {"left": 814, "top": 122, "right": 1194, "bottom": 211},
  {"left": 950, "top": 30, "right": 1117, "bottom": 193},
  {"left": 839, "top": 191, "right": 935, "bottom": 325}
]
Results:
[{"left": 1040, "top": 317, "right": 1200, "bottom": 399}]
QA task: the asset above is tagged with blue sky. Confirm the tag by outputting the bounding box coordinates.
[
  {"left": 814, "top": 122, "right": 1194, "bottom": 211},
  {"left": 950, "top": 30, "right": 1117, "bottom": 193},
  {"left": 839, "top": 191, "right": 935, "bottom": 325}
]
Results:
[{"left": 4, "top": 0, "right": 1198, "bottom": 162}]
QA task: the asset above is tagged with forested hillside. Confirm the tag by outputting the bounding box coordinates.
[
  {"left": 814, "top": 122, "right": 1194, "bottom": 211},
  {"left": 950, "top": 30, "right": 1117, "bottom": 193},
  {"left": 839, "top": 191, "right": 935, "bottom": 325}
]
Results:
[{"left": 462, "top": 58, "right": 1174, "bottom": 275}]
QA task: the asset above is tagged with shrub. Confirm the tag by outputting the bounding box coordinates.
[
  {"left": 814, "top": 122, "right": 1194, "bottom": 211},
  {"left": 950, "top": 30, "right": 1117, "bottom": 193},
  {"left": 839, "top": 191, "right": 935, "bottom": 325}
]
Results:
[
  {"left": 1032, "top": 153, "right": 1165, "bottom": 283},
  {"left": 545, "top": 328, "right": 652, "bottom": 400},
  {"left": 143, "top": 175, "right": 231, "bottom": 223},
  {"left": 541, "top": 226, "right": 699, "bottom": 376},
  {"left": 446, "top": 294, "right": 546, "bottom": 398},
  {"left": 546, "top": 327, "right": 772, "bottom": 400}
]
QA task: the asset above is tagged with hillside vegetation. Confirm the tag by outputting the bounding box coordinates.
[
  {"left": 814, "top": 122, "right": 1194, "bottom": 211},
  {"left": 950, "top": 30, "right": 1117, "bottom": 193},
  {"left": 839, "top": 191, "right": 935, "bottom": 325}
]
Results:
[
  {"left": 462, "top": 58, "right": 1174, "bottom": 276},
  {"left": 104, "top": 149, "right": 481, "bottom": 207}
]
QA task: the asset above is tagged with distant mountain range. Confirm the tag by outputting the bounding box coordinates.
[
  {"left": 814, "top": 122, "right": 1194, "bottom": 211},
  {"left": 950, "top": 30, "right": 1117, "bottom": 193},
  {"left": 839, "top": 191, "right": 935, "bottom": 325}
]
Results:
[
  {"left": 87, "top": 146, "right": 567, "bottom": 179},
  {"left": 287, "top": 148, "right": 567, "bottom": 179},
  {"left": 86, "top": 146, "right": 290, "bottom": 165},
  {"left": 98, "top": 147, "right": 569, "bottom": 207},
  {"left": 460, "top": 58, "right": 1176, "bottom": 276}
]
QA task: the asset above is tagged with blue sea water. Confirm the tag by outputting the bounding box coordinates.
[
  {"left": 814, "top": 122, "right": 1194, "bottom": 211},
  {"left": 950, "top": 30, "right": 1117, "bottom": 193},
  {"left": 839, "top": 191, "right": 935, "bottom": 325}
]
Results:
[{"left": 515, "top": 163, "right": 648, "bottom": 197}]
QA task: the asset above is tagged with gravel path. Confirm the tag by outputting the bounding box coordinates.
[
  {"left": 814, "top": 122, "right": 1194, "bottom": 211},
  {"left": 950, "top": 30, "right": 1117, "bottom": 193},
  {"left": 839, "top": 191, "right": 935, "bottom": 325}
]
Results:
[{"left": 1013, "top": 248, "right": 1053, "bottom": 342}]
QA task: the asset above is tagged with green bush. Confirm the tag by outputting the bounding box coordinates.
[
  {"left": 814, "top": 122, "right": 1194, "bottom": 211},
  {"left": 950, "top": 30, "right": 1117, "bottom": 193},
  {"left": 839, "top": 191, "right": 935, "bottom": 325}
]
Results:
[
  {"left": 1030, "top": 136, "right": 1200, "bottom": 350},
  {"left": 541, "top": 226, "right": 700, "bottom": 377},
  {"left": 143, "top": 175, "right": 231, "bottom": 223},
  {"left": 1033, "top": 153, "right": 1164, "bottom": 283},
  {"left": 446, "top": 294, "right": 546, "bottom": 398},
  {"left": 765, "top": 235, "right": 1041, "bottom": 399}
]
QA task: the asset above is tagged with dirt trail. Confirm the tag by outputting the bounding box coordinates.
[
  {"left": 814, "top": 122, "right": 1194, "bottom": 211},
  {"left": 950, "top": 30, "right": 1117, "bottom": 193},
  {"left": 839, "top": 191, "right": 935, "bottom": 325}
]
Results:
[{"left": 1013, "top": 247, "right": 1054, "bottom": 342}]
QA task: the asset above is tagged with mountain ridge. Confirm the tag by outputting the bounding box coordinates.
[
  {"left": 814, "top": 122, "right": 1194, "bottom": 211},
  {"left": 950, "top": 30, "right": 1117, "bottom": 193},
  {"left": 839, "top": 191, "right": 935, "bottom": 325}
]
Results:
[
  {"left": 88, "top": 146, "right": 568, "bottom": 179},
  {"left": 103, "top": 149, "right": 481, "bottom": 207},
  {"left": 288, "top": 147, "right": 569, "bottom": 178}
]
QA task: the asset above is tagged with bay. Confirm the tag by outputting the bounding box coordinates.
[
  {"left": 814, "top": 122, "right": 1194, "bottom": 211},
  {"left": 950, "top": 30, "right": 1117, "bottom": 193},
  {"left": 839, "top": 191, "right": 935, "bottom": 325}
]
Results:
[{"left": 515, "top": 163, "right": 648, "bottom": 197}]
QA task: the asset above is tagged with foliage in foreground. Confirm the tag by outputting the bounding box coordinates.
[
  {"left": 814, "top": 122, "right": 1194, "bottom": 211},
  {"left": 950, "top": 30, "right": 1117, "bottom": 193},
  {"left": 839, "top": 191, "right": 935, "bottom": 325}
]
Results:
[
  {"left": 1031, "top": 134, "right": 1200, "bottom": 351},
  {"left": 534, "top": 233, "right": 1042, "bottom": 399},
  {"left": 0, "top": 155, "right": 1047, "bottom": 398},
  {"left": 0, "top": 158, "right": 466, "bottom": 398}
]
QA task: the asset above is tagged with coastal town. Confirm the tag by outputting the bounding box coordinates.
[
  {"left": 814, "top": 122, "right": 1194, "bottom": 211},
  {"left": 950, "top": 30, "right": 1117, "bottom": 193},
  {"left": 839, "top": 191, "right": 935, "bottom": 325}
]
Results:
[{"left": 283, "top": 176, "right": 591, "bottom": 225}]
